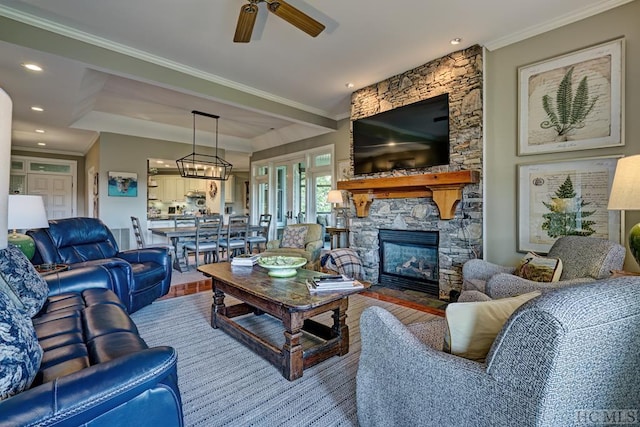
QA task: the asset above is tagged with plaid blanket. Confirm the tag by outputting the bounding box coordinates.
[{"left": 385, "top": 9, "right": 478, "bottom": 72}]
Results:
[{"left": 320, "top": 249, "right": 363, "bottom": 280}]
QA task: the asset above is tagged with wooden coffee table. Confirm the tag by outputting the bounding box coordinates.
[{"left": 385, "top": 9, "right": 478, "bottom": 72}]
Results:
[{"left": 198, "top": 262, "right": 367, "bottom": 381}]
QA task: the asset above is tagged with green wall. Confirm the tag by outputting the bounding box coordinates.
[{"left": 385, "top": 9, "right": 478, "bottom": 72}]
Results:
[{"left": 485, "top": 0, "right": 640, "bottom": 270}]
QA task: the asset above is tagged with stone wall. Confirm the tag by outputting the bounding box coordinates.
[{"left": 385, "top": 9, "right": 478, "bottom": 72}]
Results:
[{"left": 347, "top": 45, "right": 483, "bottom": 299}]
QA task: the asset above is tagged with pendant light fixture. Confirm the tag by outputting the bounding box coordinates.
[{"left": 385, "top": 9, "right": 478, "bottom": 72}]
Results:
[{"left": 176, "top": 110, "right": 233, "bottom": 181}]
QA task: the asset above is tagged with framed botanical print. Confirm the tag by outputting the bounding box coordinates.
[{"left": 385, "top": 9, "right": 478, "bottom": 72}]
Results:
[
  {"left": 518, "top": 156, "right": 621, "bottom": 253},
  {"left": 518, "top": 38, "right": 624, "bottom": 155}
]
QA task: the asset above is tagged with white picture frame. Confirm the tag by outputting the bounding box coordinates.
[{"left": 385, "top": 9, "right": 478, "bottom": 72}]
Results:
[
  {"left": 518, "top": 38, "right": 624, "bottom": 155},
  {"left": 518, "top": 156, "right": 621, "bottom": 253}
]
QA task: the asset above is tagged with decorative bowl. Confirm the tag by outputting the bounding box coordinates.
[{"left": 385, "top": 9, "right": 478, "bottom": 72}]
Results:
[{"left": 258, "top": 256, "right": 307, "bottom": 277}]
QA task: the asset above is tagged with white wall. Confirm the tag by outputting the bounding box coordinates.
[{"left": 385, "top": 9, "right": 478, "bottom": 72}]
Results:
[{"left": 0, "top": 89, "right": 12, "bottom": 249}]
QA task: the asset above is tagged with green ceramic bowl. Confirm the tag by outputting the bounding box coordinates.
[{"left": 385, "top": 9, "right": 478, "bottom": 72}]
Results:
[{"left": 258, "top": 256, "right": 307, "bottom": 277}]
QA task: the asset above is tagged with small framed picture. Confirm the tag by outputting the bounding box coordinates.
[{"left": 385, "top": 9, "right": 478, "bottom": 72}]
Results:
[
  {"left": 337, "top": 160, "right": 350, "bottom": 181},
  {"left": 108, "top": 171, "right": 138, "bottom": 197}
]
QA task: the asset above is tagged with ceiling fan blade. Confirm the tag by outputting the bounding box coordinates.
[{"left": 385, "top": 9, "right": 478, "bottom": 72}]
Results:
[
  {"left": 266, "top": 1, "right": 325, "bottom": 37},
  {"left": 234, "top": 3, "right": 259, "bottom": 43}
]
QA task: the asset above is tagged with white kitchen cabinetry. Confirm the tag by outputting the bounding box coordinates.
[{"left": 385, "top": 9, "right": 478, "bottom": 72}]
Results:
[
  {"left": 224, "top": 175, "right": 235, "bottom": 203},
  {"left": 147, "top": 219, "right": 173, "bottom": 244}
]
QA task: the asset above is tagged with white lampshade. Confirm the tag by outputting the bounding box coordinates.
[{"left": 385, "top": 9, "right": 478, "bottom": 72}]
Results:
[
  {"left": 608, "top": 155, "right": 640, "bottom": 210},
  {"left": 7, "top": 195, "right": 49, "bottom": 230},
  {"left": 327, "top": 190, "right": 343, "bottom": 205}
]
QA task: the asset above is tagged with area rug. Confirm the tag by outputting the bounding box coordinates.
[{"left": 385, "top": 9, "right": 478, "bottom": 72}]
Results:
[{"left": 131, "top": 292, "right": 436, "bottom": 426}]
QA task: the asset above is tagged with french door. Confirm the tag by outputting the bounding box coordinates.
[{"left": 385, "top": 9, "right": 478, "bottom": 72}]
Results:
[
  {"left": 274, "top": 159, "right": 306, "bottom": 235},
  {"left": 252, "top": 146, "right": 334, "bottom": 240}
]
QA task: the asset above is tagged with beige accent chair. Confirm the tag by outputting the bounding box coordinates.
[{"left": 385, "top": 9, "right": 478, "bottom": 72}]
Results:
[{"left": 262, "top": 223, "right": 323, "bottom": 270}]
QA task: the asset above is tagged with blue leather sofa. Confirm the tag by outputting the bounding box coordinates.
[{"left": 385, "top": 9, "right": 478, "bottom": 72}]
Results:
[
  {"left": 0, "top": 265, "right": 184, "bottom": 426},
  {"left": 28, "top": 217, "right": 171, "bottom": 313}
]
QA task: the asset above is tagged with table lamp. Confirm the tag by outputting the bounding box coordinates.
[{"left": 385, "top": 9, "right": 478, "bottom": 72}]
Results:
[
  {"left": 7, "top": 195, "right": 49, "bottom": 259},
  {"left": 608, "top": 155, "right": 640, "bottom": 267},
  {"left": 327, "top": 190, "right": 346, "bottom": 228}
]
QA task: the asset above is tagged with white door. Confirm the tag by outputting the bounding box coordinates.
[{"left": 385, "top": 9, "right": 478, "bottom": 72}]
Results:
[{"left": 27, "top": 174, "right": 73, "bottom": 219}]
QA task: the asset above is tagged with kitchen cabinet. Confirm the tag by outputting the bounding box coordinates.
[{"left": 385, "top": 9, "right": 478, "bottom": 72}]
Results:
[
  {"left": 153, "top": 176, "right": 188, "bottom": 202},
  {"left": 149, "top": 175, "right": 209, "bottom": 202},
  {"left": 225, "top": 175, "right": 235, "bottom": 203},
  {"left": 188, "top": 178, "right": 207, "bottom": 192},
  {"left": 147, "top": 219, "right": 173, "bottom": 244}
]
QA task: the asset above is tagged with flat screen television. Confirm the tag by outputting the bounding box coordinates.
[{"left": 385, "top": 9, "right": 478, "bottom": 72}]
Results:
[{"left": 352, "top": 93, "right": 450, "bottom": 175}]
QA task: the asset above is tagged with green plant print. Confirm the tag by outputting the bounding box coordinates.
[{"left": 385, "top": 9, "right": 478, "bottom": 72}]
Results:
[
  {"left": 540, "top": 66, "right": 599, "bottom": 139},
  {"left": 541, "top": 175, "right": 596, "bottom": 238}
]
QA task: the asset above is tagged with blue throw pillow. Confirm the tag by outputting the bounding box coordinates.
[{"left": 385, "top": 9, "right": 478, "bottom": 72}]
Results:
[
  {"left": 0, "top": 289, "right": 43, "bottom": 400},
  {"left": 0, "top": 245, "right": 49, "bottom": 317}
]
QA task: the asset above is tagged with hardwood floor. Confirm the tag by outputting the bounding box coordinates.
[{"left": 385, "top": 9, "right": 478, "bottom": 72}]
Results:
[{"left": 161, "top": 277, "right": 445, "bottom": 317}]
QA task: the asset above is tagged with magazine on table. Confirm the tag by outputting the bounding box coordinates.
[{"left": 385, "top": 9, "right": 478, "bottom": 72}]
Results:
[
  {"left": 231, "top": 254, "right": 260, "bottom": 266},
  {"left": 306, "top": 275, "right": 365, "bottom": 293}
]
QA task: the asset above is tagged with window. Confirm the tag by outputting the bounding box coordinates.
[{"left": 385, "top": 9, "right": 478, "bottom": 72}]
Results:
[{"left": 251, "top": 145, "right": 334, "bottom": 238}]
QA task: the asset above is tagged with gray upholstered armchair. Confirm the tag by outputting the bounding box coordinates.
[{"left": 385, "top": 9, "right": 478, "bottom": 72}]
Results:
[
  {"left": 356, "top": 277, "right": 640, "bottom": 426},
  {"left": 461, "top": 236, "right": 625, "bottom": 300}
]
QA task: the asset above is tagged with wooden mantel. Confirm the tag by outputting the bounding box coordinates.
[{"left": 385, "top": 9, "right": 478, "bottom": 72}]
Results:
[{"left": 336, "top": 170, "right": 480, "bottom": 220}]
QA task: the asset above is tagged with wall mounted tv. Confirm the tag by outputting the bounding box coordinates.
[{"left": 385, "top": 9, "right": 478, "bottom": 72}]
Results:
[{"left": 352, "top": 93, "right": 450, "bottom": 175}]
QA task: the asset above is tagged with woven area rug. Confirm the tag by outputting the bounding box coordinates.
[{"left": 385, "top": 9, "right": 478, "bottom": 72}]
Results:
[{"left": 131, "top": 291, "right": 435, "bottom": 426}]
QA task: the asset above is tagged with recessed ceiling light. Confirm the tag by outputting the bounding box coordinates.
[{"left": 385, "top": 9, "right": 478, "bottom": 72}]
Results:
[
  {"left": 450, "top": 38, "right": 462, "bottom": 45},
  {"left": 22, "top": 63, "right": 43, "bottom": 72},
  {"left": 37, "top": 142, "right": 46, "bottom": 146},
  {"left": 157, "top": 160, "right": 165, "bottom": 164},
  {"left": 35, "top": 129, "right": 45, "bottom": 133},
  {"left": 31, "top": 106, "right": 44, "bottom": 112},
  {"left": 345, "top": 82, "right": 354, "bottom": 89}
]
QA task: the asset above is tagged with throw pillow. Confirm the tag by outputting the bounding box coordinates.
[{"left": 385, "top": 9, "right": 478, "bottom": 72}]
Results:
[
  {"left": 0, "top": 245, "right": 49, "bottom": 317},
  {"left": 0, "top": 289, "right": 43, "bottom": 400},
  {"left": 444, "top": 291, "right": 541, "bottom": 362},
  {"left": 513, "top": 252, "right": 563, "bottom": 282},
  {"left": 280, "top": 226, "right": 308, "bottom": 249}
]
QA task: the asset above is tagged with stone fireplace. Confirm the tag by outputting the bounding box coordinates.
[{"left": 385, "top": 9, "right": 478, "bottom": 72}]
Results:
[
  {"left": 379, "top": 229, "right": 439, "bottom": 296},
  {"left": 344, "top": 45, "right": 484, "bottom": 299}
]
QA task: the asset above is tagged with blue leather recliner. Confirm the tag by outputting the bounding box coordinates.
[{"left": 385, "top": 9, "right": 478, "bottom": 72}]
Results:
[
  {"left": 28, "top": 217, "right": 171, "bottom": 313},
  {"left": 0, "top": 265, "right": 183, "bottom": 426}
]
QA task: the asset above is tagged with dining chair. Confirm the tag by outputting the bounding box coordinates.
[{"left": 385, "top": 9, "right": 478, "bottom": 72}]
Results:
[
  {"left": 183, "top": 214, "right": 223, "bottom": 268},
  {"left": 173, "top": 215, "right": 196, "bottom": 227},
  {"left": 219, "top": 214, "right": 250, "bottom": 260},
  {"left": 246, "top": 213, "right": 272, "bottom": 253},
  {"left": 130, "top": 216, "right": 175, "bottom": 258}
]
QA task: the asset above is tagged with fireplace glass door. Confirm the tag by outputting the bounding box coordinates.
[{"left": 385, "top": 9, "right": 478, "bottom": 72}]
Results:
[{"left": 379, "top": 229, "right": 439, "bottom": 296}]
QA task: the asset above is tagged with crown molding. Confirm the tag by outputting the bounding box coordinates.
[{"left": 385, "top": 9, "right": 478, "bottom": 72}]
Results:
[
  {"left": 484, "top": 0, "right": 635, "bottom": 51},
  {"left": 0, "top": 5, "right": 332, "bottom": 119}
]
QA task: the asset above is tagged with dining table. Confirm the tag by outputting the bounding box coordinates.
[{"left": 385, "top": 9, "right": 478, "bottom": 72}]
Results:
[{"left": 151, "top": 224, "right": 265, "bottom": 272}]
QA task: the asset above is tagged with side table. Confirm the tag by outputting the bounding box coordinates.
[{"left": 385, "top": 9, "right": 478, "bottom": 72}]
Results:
[
  {"left": 34, "top": 263, "right": 69, "bottom": 276},
  {"left": 326, "top": 227, "right": 349, "bottom": 249}
]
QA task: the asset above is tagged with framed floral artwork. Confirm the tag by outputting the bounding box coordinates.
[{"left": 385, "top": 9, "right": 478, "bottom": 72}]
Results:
[
  {"left": 518, "top": 156, "right": 621, "bottom": 253},
  {"left": 518, "top": 38, "right": 624, "bottom": 155}
]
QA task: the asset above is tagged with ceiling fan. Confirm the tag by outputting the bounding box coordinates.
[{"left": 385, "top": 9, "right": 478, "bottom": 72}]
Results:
[{"left": 234, "top": 0, "right": 326, "bottom": 43}]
